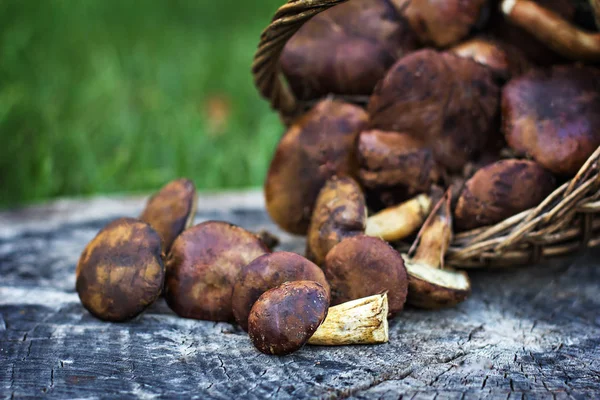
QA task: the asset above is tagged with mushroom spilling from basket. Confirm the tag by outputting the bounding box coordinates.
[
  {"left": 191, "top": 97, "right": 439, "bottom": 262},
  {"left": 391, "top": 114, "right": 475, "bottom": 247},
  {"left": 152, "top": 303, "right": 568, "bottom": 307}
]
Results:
[{"left": 74, "top": 0, "right": 600, "bottom": 357}]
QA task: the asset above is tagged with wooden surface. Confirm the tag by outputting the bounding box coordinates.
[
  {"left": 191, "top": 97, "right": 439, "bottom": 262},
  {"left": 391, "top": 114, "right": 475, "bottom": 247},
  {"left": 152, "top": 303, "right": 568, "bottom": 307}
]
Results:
[{"left": 1, "top": 191, "right": 600, "bottom": 399}]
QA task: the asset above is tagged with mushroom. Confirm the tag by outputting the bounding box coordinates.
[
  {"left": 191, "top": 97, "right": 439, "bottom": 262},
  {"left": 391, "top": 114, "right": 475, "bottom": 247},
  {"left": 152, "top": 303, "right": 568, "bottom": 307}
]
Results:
[
  {"left": 248, "top": 281, "right": 330, "bottom": 355},
  {"left": 140, "top": 178, "right": 197, "bottom": 253},
  {"left": 402, "top": 0, "right": 490, "bottom": 47},
  {"left": 501, "top": 0, "right": 600, "bottom": 62},
  {"left": 487, "top": 0, "right": 577, "bottom": 65},
  {"left": 164, "top": 221, "right": 269, "bottom": 321},
  {"left": 357, "top": 129, "right": 441, "bottom": 209},
  {"left": 323, "top": 235, "right": 409, "bottom": 314},
  {"left": 449, "top": 37, "right": 530, "bottom": 81},
  {"left": 307, "top": 293, "right": 389, "bottom": 346},
  {"left": 76, "top": 218, "right": 164, "bottom": 322},
  {"left": 502, "top": 65, "right": 600, "bottom": 176},
  {"left": 368, "top": 49, "right": 500, "bottom": 172},
  {"left": 265, "top": 99, "right": 368, "bottom": 234},
  {"left": 307, "top": 176, "right": 431, "bottom": 266},
  {"left": 454, "top": 159, "right": 556, "bottom": 231},
  {"left": 280, "top": 0, "right": 419, "bottom": 101},
  {"left": 232, "top": 251, "right": 330, "bottom": 331},
  {"left": 403, "top": 191, "right": 471, "bottom": 309}
]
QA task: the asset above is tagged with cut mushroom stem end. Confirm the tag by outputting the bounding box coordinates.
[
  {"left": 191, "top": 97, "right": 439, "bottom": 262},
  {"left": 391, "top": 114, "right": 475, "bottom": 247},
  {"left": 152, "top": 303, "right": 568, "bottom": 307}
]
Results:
[
  {"left": 308, "top": 293, "right": 389, "bottom": 346},
  {"left": 365, "top": 194, "right": 432, "bottom": 242}
]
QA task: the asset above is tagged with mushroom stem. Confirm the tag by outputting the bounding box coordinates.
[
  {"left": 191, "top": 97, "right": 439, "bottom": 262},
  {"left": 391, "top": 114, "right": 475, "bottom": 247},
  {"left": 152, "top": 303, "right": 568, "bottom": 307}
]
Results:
[
  {"left": 307, "top": 293, "right": 389, "bottom": 346},
  {"left": 501, "top": 0, "right": 600, "bottom": 61},
  {"left": 365, "top": 194, "right": 432, "bottom": 241},
  {"left": 409, "top": 190, "right": 452, "bottom": 269}
]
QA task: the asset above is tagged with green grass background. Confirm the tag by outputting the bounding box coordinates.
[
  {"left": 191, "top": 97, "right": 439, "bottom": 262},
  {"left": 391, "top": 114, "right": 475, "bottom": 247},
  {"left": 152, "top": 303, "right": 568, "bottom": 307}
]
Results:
[{"left": 0, "top": 0, "right": 286, "bottom": 208}]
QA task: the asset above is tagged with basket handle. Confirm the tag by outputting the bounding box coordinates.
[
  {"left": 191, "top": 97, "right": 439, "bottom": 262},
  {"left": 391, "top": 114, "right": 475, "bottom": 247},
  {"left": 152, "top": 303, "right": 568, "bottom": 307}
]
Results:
[{"left": 251, "top": 0, "right": 349, "bottom": 121}]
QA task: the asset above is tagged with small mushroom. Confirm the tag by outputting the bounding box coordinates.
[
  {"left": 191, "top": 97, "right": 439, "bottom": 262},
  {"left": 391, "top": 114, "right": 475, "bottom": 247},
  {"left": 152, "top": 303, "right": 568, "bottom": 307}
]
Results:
[
  {"left": 308, "top": 293, "right": 389, "bottom": 346},
  {"left": 501, "top": 0, "right": 600, "bottom": 62},
  {"left": 502, "top": 65, "right": 600, "bottom": 176},
  {"left": 265, "top": 99, "right": 368, "bottom": 234},
  {"left": 323, "top": 235, "right": 409, "bottom": 314},
  {"left": 248, "top": 281, "right": 330, "bottom": 355},
  {"left": 449, "top": 37, "right": 530, "bottom": 81},
  {"left": 368, "top": 49, "right": 500, "bottom": 172},
  {"left": 164, "top": 221, "right": 269, "bottom": 321},
  {"left": 232, "top": 251, "right": 330, "bottom": 331},
  {"left": 357, "top": 130, "right": 441, "bottom": 207},
  {"left": 454, "top": 159, "right": 556, "bottom": 231},
  {"left": 307, "top": 176, "right": 431, "bottom": 265},
  {"left": 76, "top": 217, "right": 164, "bottom": 322},
  {"left": 402, "top": 0, "right": 490, "bottom": 47},
  {"left": 140, "top": 178, "right": 197, "bottom": 253},
  {"left": 280, "top": 0, "right": 420, "bottom": 101},
  {"left": 403, "top": 191, "right": 471, "bottom": 309}
]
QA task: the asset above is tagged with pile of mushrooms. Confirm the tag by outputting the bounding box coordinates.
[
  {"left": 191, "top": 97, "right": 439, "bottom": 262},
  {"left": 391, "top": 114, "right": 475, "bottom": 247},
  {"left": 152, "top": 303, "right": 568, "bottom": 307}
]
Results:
[{"left": 75, "top": 0, "right": 599, "bottom": 357}]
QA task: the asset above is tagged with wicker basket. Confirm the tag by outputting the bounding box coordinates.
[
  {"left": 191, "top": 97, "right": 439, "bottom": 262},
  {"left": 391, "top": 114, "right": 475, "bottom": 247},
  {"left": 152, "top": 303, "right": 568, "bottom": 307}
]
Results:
[{"left": 251, "top": 0, "right": 600, "bottom": 268}]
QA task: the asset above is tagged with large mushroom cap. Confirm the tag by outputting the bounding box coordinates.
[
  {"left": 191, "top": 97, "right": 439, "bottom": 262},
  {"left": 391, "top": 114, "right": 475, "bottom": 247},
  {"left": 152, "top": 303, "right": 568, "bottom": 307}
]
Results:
[
  {"left": 324, "top": 235, "right": 409, "bottom": 314},
  {"left": 265, "top": 99, "right": 368, "bottom": 235},
  {"left": 281, "top": 0, "right": 419, "bottom": 101},
  {"left": 454, "top": 159, "right": 556, "bottom": 231},
  {"left": 164, "top": 221, "right": 269, "bottom": 322},
  {"left": 503, "top": 65, "right": 600, "bottom": 176},
  {"left": 232, "top": 251, "right": 330, "bottom": 331},
  {"left": 76, "top": 218, "right": 164, "bottom": 322},
  {"left": 307, "top": 176, "right": 367, "bottom": 266},
  {"left": 368, "top": 49, "right": 499, "bottom": 172}
]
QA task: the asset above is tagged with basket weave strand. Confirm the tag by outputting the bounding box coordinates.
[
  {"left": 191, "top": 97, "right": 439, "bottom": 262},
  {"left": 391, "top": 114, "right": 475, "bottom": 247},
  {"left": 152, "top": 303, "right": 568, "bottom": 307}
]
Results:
[{"left": 251, "top": 0, "right": 600, "bottom": 268}]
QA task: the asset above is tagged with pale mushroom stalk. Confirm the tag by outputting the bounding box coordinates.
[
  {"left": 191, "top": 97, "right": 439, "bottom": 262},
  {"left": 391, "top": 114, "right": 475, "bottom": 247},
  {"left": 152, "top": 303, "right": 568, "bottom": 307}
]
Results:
[
  {"left": 403, "top": 190, "right": 471, "bottom": 309},
  {"left": 308, "top": 293, "right": 389, "bottom": 345},
  {"left": 365, "top": 194, "right": 432, "bottom": 241},
  {"left": 501, "top": 0, "right": 600, "bottom": 62}
]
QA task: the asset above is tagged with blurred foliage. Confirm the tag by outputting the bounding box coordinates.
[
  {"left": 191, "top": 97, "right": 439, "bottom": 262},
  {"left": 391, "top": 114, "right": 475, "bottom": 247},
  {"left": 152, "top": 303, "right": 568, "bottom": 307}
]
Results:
[{"left": 0, "top": 0, "right": 285, "bottom": 208}]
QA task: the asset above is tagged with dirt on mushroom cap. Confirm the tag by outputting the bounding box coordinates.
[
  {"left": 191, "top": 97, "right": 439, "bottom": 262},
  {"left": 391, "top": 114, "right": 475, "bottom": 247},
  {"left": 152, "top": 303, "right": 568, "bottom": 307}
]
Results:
[
  {"left": 248, "top": 281, "right": 330, "bottom": 356},
  {"left": 164, "top": 221, "right": 269, "bottom": 322},
  {"left": 232, "top": 251, "right": 330, "bottom": 331},
  {"left": 76, "top": 217, "right": 165, "bottom": 322}
]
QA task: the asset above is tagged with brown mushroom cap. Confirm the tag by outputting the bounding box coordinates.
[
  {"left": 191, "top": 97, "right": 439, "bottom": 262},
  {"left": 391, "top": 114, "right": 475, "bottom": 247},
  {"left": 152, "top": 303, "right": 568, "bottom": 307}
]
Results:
[
  {"left": 280, "top": 0, "right": 419, "bottom": 101},
  {"left": 502, "top": 65, "right": 600, "bottom": 176},
  {"left": 140, "top": 178, "right": 197, "bottom": 253},
  {"left": 248, "top": 281, "right": 329, "bottom": 355},
  {"left": 358, "top": 130, "right": 441, "bottom": 198},
  {"left": 307, "top": 176, "right": 367, "bottom": 266},
  {"left": 368, "top": 49, "right": 500, "bottom": 172},
  {"left": 405, "top": 260, "right": 471, "bottom": 309},
  {"left": 323, "top": 235, "right": 409, "bottom": 314},
  {"left": 454, "top": 159, "right": 556, "bottom": 231},
  {"left": 164, "top": 221, "right": 269, "bottom": 321},
  {"left": 76, "top": 217, "right": 164, "bottom": 322},
  {"left": 232, "top": 251, "right": 330, "bottom": 331},
  {"left": 450, "top": 38, "right": 531, "bottom": 81},
  {"left": 265, "top": 99, "right": 368, "bottom": 235},
  {"left": 402, "top": 0, "right": 488, "bottom": 47}
]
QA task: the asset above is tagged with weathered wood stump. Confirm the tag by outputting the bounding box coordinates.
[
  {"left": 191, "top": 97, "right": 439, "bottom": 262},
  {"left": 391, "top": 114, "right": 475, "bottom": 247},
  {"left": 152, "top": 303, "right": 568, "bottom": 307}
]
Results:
[{"left": 1, "top": 191, "right": 599, "bottom": 399}]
